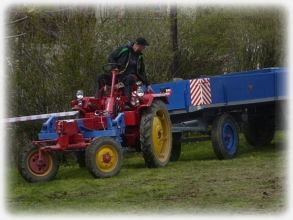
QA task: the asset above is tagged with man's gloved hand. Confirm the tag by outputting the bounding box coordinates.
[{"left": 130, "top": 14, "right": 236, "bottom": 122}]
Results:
[{"left": 115, "top": 82, "right": 125, "bottom": 89}]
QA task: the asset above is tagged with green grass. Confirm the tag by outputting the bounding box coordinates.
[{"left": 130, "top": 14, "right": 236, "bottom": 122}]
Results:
[{"left": 6, "top": 133, "right": 286, "bottom": 215}]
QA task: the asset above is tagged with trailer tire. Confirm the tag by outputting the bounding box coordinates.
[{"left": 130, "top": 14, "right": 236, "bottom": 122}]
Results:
[
  {"left": 211, "top": 114, "right": 239, "bottom": 159},
  {"left": 170, "top": 132, "right": 182, "bottom": 162},
  {"left": 242, "top": 117, "right": 275, "bottom": 147},
  {"left": 18, "top": 144, "right": 59, "bottom": 183},
  {"left": 86, "top": 137, "right": 123, "bottom": 178},
  {"left": 140, "top": 100, "right": 172, "bottom": 168}
]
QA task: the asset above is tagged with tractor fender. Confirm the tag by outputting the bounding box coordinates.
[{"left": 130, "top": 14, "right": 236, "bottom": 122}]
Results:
[{"left": 137, "top": 93, "right": 169, "bottom": 112}]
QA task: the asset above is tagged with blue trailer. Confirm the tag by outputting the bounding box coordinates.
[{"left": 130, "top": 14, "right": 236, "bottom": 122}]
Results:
[{"left": 151, "top": 67, "right": 287, "bottom": 161}]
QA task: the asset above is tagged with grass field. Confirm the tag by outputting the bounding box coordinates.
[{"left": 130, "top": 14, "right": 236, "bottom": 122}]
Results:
[{"left": 6, "top": 133, "right": 287, "bottom": 215}]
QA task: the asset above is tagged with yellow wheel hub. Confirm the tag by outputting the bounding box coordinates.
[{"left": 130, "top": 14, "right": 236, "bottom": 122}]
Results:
[
  {"left": 95, "top": 145, "right": 118, "bottom": 173},
  {"left": 152, "top": 110, "right": 171, "bottom": 162}
]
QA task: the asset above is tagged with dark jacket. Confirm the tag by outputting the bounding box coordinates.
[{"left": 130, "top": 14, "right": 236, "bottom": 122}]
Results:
[{"left": 108, "top": 43, "right": 148, "bottom": 86}]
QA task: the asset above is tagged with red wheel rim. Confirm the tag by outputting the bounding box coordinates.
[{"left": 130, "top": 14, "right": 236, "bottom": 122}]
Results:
[{"left": 27, "top": 150, "right": 53, "bottom": 176}]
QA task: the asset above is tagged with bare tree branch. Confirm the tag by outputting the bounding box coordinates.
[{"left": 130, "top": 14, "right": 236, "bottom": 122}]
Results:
[
  {"left": 7, "top": 16, "right": 28, "bottom": 25},
  {"left": 5, "top": 33, "right": 26, "bottom": 39}
]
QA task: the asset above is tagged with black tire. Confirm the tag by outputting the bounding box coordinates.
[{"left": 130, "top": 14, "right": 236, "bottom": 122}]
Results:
[
  {"left": 85, "top": 137, "right": 123, "bottom": 178},
  {"left": 211, "top": 114, "right": 239, "bottom": 160},
  {"left": 140, "top": 99, "right": 172, "bottom": 168},
  {"left": 18, "top": 144, "right": 59, "bottom": 183},
  {"left": 242, "top": 117, "right": 275, "bottom": 147},
  {"left": 75, "top": 151, "right": 86, "bottom": 168},
  {"left": 170, "top": 132, "right": 182, "bottom": 162}
]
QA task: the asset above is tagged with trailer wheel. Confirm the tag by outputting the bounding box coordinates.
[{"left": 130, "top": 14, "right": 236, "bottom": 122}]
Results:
[
  {"left": 18, "top": 144, "right": 59, "bottom": 182},
  {"left": 242, "top": 117, "right": 275, "bottom": 147},
  {"left": 211, "top": 114, "right": 239, "bottom": 159},
  {"left": 86, "top": 137, "right": 123, "bottom": 178},
  {"left": 170, "top": 132, "right": 182, "bottom": 161},
  {"left": 140, "top": 100, "right": 172, "bottom": 168}
]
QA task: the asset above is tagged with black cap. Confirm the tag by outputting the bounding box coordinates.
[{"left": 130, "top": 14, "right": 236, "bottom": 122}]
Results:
[{"left": 135, "top": 37, "right": 149, "bottom": 46}]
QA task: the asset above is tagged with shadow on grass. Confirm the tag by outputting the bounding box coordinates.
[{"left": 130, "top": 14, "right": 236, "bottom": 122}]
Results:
[
  {"left": 238, "top": 140, "right": 286, "bottom": 158},
  {"left": 56, "top": 136, "right": 286, "bottom": 176},
  {"left": 176, "top": 142, "right": 217, "bottom": 162},
  {"left": 57, "top": 166, "right": 92, "bottom": 180},
  {"left": 122, "top": 161, "right": 146, "bottom": 169},
  {"left": 176, "top": 138, "right": 286, "bottom": 162},
  {"left": 179, "top": 152, "right": 217, "bottom": 162}
]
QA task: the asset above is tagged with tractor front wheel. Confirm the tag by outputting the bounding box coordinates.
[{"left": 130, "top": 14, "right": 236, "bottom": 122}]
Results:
[
  {"left": 140, "top": 100, "right": 172, "bottom": 168},
  {"left": 18, "top": 144, "right": 59, "bottom": 183},
  {"left": 85, "top": 137, "right": 123, "bottom": 178}
]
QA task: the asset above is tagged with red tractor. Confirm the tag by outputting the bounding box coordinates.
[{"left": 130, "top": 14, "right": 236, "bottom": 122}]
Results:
[{"left": 18, "top": 64, "right": 172, "bottom": 182}]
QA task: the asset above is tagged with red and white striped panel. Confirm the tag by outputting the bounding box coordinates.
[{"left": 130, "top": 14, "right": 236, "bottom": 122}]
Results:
[{"left": 190, "top": 78, "right": 212, "bottom": 106}]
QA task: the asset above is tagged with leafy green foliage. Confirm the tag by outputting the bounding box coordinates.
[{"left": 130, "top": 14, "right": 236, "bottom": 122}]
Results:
[{"left": 177, "top": 6, "right": 285, "bottom": 78}]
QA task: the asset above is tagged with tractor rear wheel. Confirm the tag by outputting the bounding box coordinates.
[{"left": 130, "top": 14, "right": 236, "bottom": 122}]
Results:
[
  {"left": 140, "top": 100, "right": 172, "bottom": 168},
  {"left": 85, "top": 137, "right": 123, "bottom": 178},
  {"left": 18, "top": 144, "right": 59, "bottom": 182}
]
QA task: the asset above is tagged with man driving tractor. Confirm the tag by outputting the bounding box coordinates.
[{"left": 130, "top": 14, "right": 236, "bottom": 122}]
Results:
[{"left": 95, "top": 37, "right": 150, "bottom": 108}]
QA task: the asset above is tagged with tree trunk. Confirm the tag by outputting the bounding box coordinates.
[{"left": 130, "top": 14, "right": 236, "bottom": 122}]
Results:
[{"left": 170, "top": 5, "right": 179, "bottom": 78}]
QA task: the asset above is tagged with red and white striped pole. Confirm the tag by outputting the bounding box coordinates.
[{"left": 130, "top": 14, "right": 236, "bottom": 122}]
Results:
[{"left": 2, "top": 111, "right": 78, "bottom": 123}]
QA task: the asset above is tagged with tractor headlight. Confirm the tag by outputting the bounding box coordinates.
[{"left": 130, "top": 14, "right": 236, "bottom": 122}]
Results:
[
  {"left": 137, "top": 86, "right": 144, "bottom": 97},
  {"left": 76, "top": 90, "right": 84, "bottom": 100}
]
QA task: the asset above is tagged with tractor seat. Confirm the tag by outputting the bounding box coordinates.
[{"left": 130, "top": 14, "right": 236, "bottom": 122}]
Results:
[{"left": 96, "top": 82, "right": 125, "bottom": 98}]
